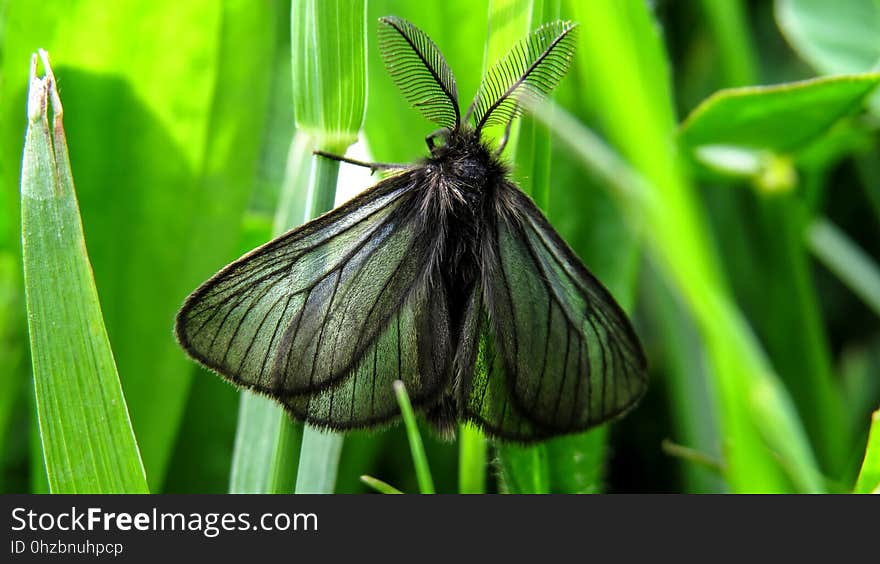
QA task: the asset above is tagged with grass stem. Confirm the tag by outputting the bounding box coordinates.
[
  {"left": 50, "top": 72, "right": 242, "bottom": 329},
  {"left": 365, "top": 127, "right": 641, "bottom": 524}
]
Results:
[{"left": 393, "top": 381, "right": 435, "bottom": 494}]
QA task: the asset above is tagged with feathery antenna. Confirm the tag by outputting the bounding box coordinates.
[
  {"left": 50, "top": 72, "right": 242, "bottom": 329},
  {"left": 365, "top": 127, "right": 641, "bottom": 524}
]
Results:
[
  {"left": 471, "top": 21, "right": 578, "bottom": 133},
  {"left": 378, "top": 16, "right": 460, "bottom": 130}
]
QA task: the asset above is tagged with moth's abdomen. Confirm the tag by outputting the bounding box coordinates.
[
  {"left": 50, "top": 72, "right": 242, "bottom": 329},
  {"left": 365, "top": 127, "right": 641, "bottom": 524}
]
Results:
[
  {"left": 436, "top": 179, "right": 487, "bottom": 354},
  {"left": 428, "top": 135, "right": 505, "bottom": 353}
]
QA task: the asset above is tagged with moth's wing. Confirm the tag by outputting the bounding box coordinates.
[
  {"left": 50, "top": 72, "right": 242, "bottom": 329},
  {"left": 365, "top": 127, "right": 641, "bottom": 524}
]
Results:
[
  {"left": 463, "top": 184, "right": 647, "bottom": 440},
  {"left": 282, "top": 282, "right": 451, "bottom": 430},
  {"left": 458, "top": 288, "right": 555, "bottom": 440},
  {"left": 175, "top": 171, "right": 446, "bottom": 402}
]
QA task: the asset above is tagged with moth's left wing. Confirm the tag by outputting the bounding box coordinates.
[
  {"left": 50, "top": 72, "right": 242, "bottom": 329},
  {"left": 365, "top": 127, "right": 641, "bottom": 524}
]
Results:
[
  {"left": 176, "top": 172, "right": 449, "bottom": 413},
  {"left": 467, "top": 185, "right": 647, "bottom": 440}
]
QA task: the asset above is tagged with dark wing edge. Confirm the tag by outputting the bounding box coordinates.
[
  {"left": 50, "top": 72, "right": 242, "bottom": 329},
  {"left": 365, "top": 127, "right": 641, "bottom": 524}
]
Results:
[{"left": 459, "top": 184, "right": 647, "bottom": 442}]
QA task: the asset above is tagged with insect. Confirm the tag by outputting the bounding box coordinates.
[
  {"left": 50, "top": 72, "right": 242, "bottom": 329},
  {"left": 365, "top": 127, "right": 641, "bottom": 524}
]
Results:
[{"left": 175, "top": 16, "right": 647, "bottom": 442}]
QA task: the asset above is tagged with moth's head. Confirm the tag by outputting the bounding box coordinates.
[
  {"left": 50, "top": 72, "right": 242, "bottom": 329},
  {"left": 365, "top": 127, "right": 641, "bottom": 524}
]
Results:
[{"left": 378, "top": 16, "right": 578, "bottom": 155}]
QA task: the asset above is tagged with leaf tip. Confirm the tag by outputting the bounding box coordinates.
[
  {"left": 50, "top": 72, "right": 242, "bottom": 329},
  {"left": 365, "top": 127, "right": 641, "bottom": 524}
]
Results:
[
  {"left": 27, "top": 52, "right": 47, "bottom": 124},
  {"left": 38, "top": 49, "right": 63, "bottom": 118},
  {"left": 27, "top": 50, "right": 63, "bottom": 125}
]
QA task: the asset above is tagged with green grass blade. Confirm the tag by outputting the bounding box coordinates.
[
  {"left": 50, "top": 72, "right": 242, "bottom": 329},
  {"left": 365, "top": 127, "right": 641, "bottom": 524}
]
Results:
[
  {"left": 290, "top": 0, "right": 366, "bottom": 494},
  {"left": 294, "top": 424, "right": 344, "bottom": 494},
  {"left": 231, "top": 0, "right": 366, "bottom": 495},
  {"left": 698, "top": 0, "right": 758, "bottom": 87},
  {"left": 393, "top": 381, "right": 435, "bottom": 494},
  {"left": 21, "top": 52, "right": 148, "bottom": 494},
  {"left": 291, "top": 0, "right": 366, "bottom": 153},
  {"left": 228, "top": 133, "right": 312, "bottom": 494},
  {"left": 854, "top": 410, "right": 880, "bottom": 493},
  {"left": 266, "top": 420, "right": 302, "bottom": 495},
  {"left": 498, "top": 445, "right": 549, "bottom": 494},
  {"left": 642, "top": 276, "right": 726, "bottom": 493},
  {"left": 499, "top": 423, "right": 607, "bottom": 494},
  {"left": 274, "top": 132, "right": 315, "bottom": 237},
  {"left": 544, "top": 431, "right": 608, "bottom": 494},
  {"left": 2, "top": 1, "right": 280, "bottom": 491},
  {"left": 360, "top": 474, "right": 404, "bottom": 494},
  {"left": 635, "top": 0, "right": 738, "bottom": 484},
  {"left": 0, "top": 255, "right": 26, "bottom": 472},
  {"left": 661, "top": 440, "right": 725, "bottom": 473},
  {"left": 531, "top": 93, "right": 823, "bottom": 492},
  {"left": 677, "top": 44, "right": 876, "bottom": 479},
  {"left": 808, "top": 218, "right": 880, "bottom": 317},
  {"left": 229, "top": 395, "right": 302, "bottom": 494},
  {"left": 565, "top": 0, "right": 809, "bottom": 492},
  {"left": 29, "top": 391, "right": 49, "bottom": 494},
  {"left": 458, "top": 426, "right": 486, "bottom": 493}
]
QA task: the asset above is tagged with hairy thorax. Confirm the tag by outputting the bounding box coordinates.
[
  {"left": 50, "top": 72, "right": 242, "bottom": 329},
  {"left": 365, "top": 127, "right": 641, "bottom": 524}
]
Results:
[{"left": 424, "top": 129, "right": 505, "bottom": 209}]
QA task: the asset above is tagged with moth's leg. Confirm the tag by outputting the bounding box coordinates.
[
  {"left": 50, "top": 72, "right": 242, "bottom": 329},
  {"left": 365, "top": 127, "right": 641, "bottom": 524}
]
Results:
[
  {"left": 425, "top": 128, "right": 450, "bottom": 151},
  {"left": 313, "top": 150, "right": 406, "bottom": 175},
  {"left": 494, "top": 119, "right": 515, "bottom": 156}
]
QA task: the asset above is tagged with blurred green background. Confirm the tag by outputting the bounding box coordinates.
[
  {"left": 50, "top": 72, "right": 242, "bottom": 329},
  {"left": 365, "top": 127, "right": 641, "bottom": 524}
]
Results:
[{"left": 2, "top": 0, "right": 880, "bottom": 493}]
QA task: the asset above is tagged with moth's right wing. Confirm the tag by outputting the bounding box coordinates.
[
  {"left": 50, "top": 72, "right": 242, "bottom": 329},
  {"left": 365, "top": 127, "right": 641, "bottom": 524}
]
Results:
[
  {"left": 459, "top": 185, "right": 647, "bottom": 441},
  {"left": 176, "top": 171, "right": 449, "bottom": 418}
]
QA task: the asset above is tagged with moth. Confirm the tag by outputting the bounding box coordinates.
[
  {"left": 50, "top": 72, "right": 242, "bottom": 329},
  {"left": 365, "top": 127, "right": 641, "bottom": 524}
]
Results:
[{"left": 176, "top": 16, "right": 647, "bottom": 442}]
